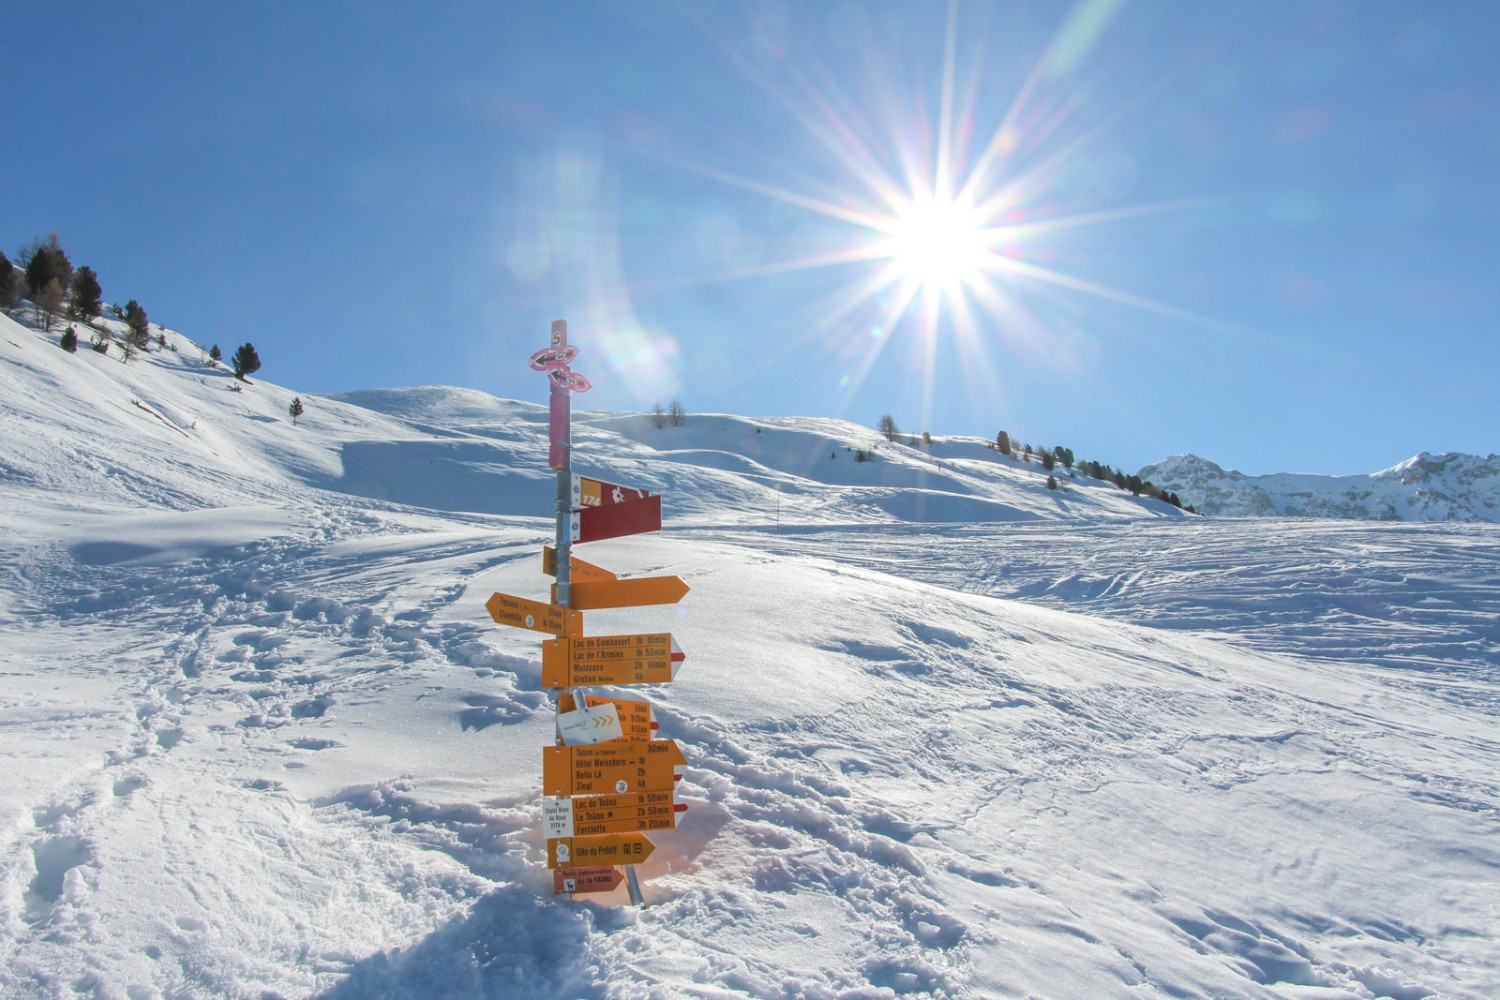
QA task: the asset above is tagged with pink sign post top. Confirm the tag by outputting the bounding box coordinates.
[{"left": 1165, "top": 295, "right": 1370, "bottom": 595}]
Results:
[{"left": 530, "top": 321, "right": 591, "bottom": 470}]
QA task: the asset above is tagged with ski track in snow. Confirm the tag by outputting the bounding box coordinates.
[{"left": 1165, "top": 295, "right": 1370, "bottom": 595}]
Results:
[{"left": 2, "top": 311, "right": 1498, "bottom": 998}]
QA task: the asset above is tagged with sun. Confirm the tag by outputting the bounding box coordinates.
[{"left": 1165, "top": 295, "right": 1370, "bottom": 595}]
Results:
[{"left": 882, "top": 193, "right": 989, "bottom": 295}]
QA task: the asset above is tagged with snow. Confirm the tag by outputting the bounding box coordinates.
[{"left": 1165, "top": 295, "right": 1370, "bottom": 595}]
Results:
[
  {"left": 1140, "top": 453, "right": 1500, "bottom": 522},
  {"left": 3, "top": 307, "right": 1498, "bottom": 998}
]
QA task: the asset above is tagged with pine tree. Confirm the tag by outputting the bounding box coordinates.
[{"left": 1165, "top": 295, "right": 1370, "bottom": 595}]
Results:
[
  {"left": 209, "top": 344, "right": 222, "bottom": 365},
  {"left": 123, "top": 300, "right": 150, "bottom": 349},
  {"left": 1041, "top": 449, "right": 1056, "bottom": 471},
  {"left": 60, "top": 326, "right": 78, "bottom": 353},
  {"left": 1047, "top": 476, "right": 1058, "bottom": 490},
  {"left": 68, "top": 266, "right": 103, "bottom": 322},
  {"left": 997, "top": 430, "right": 1010, "bottom": 455},
  {"left": 289, "top": 397, "right": 305, "bottom": 425},
  {"left": 21, "top": 234, "right": 72, "bottom": 298},
  {"left": 232, "top": 342, "right": 262, "bottom": 380},
  {"left": 878, "top": 414, "right": 899, "bottom": 442},
  {"left": 0, "top": 252, "right": 18, "bottom": 309}
]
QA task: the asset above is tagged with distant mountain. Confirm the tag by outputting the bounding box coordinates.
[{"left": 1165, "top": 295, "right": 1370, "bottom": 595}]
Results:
[{"left": 1139, "top": 452, "right": 1500, "bottom": 522}]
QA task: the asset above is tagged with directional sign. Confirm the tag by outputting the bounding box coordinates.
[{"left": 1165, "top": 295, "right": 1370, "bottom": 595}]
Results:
[
  {"left": 543, "top": 790, "right": 681, "bottom": 839},
  {"left": 574, "top": 476, "right": 651, "bottom": 508},
  {"left": 547, "top": 832, "right": 654, "bottom": 870},
  {"left": 542, "top": 634, "right": 683, "bottom": 689},
  {"left": 542, "top": 739, "right": 687, "bottom": 797},
  {"left": 553, "top": 865, "right": 626, "bottom": 896},
  {"left": 484, "top": 592, "right": 580, "bottom": 637},
  {"left": 556, "top": 701, "right": 622, "bottom": 746},
  {"left": 541, "top": 546, "right": 617, "bottom": 583},
  {"left": 562, "top": 575, "right": 690, "bottom": 611},
  {"left": 559, "top": 694, "right": 655, "bottom": 740},
  {"left": 571, "top": 494, "right": 662, "bottom": 544}
]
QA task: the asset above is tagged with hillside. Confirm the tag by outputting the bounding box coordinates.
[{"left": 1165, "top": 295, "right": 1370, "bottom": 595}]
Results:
[
  {"left": 2, "top": 307, "right": 1498, "bottom": 998},
  {"left": 1140, "top": 453, "right": 1500, "bottom": 522}
]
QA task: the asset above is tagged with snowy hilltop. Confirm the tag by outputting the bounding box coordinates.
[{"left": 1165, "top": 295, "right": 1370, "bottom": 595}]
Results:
[
  {"left": 3, "top": 303, "right": 1500, "bottom": 999},
  {"left": 1139, "top": 452, "right": 1500, "bottom": 522}
]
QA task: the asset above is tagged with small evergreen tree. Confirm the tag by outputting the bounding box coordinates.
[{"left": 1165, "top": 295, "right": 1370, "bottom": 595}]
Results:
[
  {"left": 878, "top": 414, "right": 899, "bottom": 442},
  {"left": 68, "top": 266, "right": 103, "bottom": 322},
  {"left": 0, "top": 252, "right": 18, "bottom": 309},
  {"left": 231, "top": 342, "right": 262, "bottom": 380},
  {"left": 1047, "top": 475, "right": 1058, "bottom": 490},
  {"left": 997, "top": 430, "right": 1010, "bottom": 455},
  {"left": 922, "top": 431, "right": 932, "bottom": 446},
  {"left": 209, "top": 344, "right": 222, "bottom": 365},
  {"left": 21, "top": 234, "right": 72, "bottom": 298},
  {"left": 1126, "top": 474, "right": 1144, "bottom": 496},
  {"left": 123, "top": 300, "right": 150, "bottom": 349},
  {"left": 289, "top": 397, "right": 305, "bottom": 425},
  {"left": 1041, "top": 449, "right": 1056, "bottom": 471},
  {"left": 60, "top": 326, "right": 78, "bottom": 353}
]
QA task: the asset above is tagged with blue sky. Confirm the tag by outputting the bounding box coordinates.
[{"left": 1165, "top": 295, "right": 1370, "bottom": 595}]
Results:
[{"left": 6, "top": 1, "right": 1497, "bottom": 475}]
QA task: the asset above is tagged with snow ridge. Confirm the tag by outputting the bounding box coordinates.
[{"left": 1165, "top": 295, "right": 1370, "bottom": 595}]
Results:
[{"left": 1140, "top": 451, "right": 1500, "bottom": 521}]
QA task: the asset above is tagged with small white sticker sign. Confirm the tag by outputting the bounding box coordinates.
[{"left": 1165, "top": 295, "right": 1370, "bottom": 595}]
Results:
[
  {"left": 557, "top": 702, "right": 623, "bottom": 747},
  {"left": 543, "top": 796, "right": 573, "bottom": 839}
]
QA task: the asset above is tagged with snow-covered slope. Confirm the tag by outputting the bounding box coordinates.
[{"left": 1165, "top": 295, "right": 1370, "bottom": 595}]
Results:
[
  {"left": 4, "top": 307, "right": 1499, "bottom": 998},
  {"left": 1141, "top": 452, "right": 1500, "bottom": 521}
]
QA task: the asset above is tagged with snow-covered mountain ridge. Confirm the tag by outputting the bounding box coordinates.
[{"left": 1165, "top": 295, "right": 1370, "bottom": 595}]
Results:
[
  {"left": 4, "top": 307, "right": 1499, "bottom": 998},
  {"left": 1140, "top": 451, "right": 1500, "bottom": 522}
]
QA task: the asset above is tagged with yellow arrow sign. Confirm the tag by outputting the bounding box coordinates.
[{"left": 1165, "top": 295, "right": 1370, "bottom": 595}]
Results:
[
  {"left": 541, "top": 546, "right": 617, "bottom": 583},
  {"left": 542, "top": 739, "right": 687, "bottom": 797},
  {"left": 560, "top": 575, "right": 690, "bottom": 611},
  {"left": 542, "top": 633, "right": 680, "bottom": 689},
  {"left": 543, "top": 790, "right": 679, "bottom": 838},
  {"left": 547, "top": 832, "right": 654, "bottom": 870},
  {"left": 484, "top": 592, "right": 580, "bottom": 636}
]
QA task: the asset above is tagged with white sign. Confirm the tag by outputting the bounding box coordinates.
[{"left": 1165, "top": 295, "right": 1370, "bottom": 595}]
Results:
[
  {"left": 543, "top": 796, "right": 574, "bottom": 839},
  {"left": 557, "top": 702, "right": 623, "bottom": 747}
]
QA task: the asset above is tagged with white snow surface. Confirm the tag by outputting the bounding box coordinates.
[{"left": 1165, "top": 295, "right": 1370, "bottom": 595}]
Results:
[
  {"left": 1140, "top": 453, "right": 1500, "bottom": 522},
  {"left": 2, "top": 309, "right": 1498, "bottom": 999}
]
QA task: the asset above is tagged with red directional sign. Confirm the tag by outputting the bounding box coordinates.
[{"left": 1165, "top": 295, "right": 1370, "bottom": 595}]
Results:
[
  {"left": 553, "top": 865, "right": 626, "bottom": 896},
  {"left": 571, "top": 494, "right": 662, "bottom": 544},
  {"left": 574, "top": 476, "right": 651, "bottom": 508}
]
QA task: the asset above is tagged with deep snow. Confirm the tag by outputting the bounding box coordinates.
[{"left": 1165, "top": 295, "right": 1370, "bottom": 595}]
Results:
[{"left": 2, "top": 309, "right": 1497, "bottom": 998}]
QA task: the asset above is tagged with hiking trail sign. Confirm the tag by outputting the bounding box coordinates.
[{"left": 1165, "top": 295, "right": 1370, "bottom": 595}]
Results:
[{"left": 483, "top": 319, "right": 695, "bottom": 907}]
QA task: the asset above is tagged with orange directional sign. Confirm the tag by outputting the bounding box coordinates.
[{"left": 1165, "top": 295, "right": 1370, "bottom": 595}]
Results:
[
  {"left": 559, "top": 694, "right": 655, "bottom": 739},
  {"left": 485, "top": 592, "right": 580, "bottom": 637},
  {"left": 542, "top": 633, "right": 682, "bottom": 689},
  {"left": 571, "top": 494, "right": 662, "bottom": 544},
  {"left": 544, "top": 790, "right": 680, "bottom": 838},
  {"left": 542, "top": 739, "right": 687, "bottom": 797},
  {"left": 541, "top": 546, "right": 617, "bottom": 583},
  {"left": 574, "top": 476, "right": 651, "bottom": 508},
  {"left": 554, "top": 865, "right": 626, "bottom": 896},
  {"left": 562, "top": 575, "right": 690, "bottom": 611},
  {"left": 547, "top": 832, "right": 654, "bottom": 870}
]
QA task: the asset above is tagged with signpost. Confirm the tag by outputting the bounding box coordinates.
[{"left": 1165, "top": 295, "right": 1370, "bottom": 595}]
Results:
[
  {"left": 563, "top": 575, "right": 689, "bottom": 611},
  {"left": 542, "top": 739, "right": 687, "bottom": 797},
  {"left": 486, "top": 320, "right": 697, "bottom": 907},
  {"left": 553, "top": 866, "right": 626, "bottom": 896},
  {"left": 546, "top": 832, "right": 654, "bottom": 870},
  {"left": 484, "top": 592, "right": 580, "bottom": 637},
  {"left": 571, "top": 494, "right": 663, "bottom": 544},
  {"left": 541, "top": 633, "right": 683, "bottom": 689}
]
